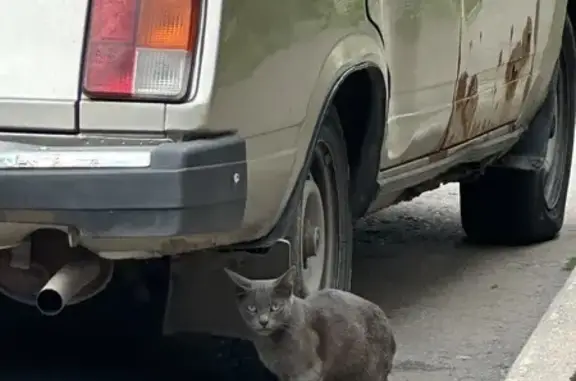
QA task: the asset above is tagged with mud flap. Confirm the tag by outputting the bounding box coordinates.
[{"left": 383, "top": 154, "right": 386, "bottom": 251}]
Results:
[{"left": 162, "top": 243, "right": 290, "bottom": 339}]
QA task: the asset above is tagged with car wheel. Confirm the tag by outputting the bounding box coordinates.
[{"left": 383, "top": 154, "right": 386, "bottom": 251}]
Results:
[
  {"left": 183, "top": 107, "right": 355, "bottom": 381},
  {"left": 459, "top": 17, "right": 575, "bottom": 245},
  {"left": 288, "top": 106, "right": 353, "bottom": 296}
]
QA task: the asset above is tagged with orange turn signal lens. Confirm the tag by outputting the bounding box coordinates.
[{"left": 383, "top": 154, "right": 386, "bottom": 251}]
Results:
[{"left": 136, "top": 0, "right": 200, "bottom": 50}]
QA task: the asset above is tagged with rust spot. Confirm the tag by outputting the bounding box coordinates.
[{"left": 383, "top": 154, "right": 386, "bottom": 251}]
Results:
[
  {"left": 522, "top": 74, "right": 532, "bottom": 102},
  {"left": 523, "top": 0, "right": 540, "bottom": 102},
  {"left": 455, "top": 72, "right": 469, "bottom": 104},
  {"left": 461, "top": 74, "right": 479, "bottom": 138},
  {"left": 439, "top": 17, "right": 537, "bottom": 151},
  {"left": 470, "top": 121, "right": 482, "bottom": 136},
  {"left": 437, "top": 38, "right": 465, "bottom": 151},
  {"left": 441, "top": 71, "right": 480, "bottom": 148},
  {"left": 505, "top": 17, "right": 533, "bottom": 101}
]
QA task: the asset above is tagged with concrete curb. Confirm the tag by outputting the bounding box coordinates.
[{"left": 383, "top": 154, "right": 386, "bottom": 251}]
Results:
[{"left": 504, "top": 267, "right": 576, "bottom": 381}]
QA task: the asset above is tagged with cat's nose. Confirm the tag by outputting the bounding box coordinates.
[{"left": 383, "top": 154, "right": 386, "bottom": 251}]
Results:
[{"left": 259, "top": 315, "right": 269, "bottom": 327}]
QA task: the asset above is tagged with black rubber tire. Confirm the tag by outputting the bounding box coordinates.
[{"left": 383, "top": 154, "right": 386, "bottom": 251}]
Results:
[
  {"left": 289, "top": 106, "right": 353, "bottom": 295},
  {"left": 184, "top": 108, "right": 355, "bottom": 381},
  {"left": 459, "top": 17, "right": 575, "bottom": 245}
]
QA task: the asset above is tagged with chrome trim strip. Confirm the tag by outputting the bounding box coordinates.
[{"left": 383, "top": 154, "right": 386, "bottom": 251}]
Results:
[{"left": 0, "top": 150, "right": 151, "bottom": 169}]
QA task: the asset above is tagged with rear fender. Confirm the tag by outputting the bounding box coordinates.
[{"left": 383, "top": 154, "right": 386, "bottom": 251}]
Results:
[
  {"left": 230, "top": 31, "right": 388, "bottom": 251},
  {"left": 162, "top": 31, "right": 389, "bottom": 339}
]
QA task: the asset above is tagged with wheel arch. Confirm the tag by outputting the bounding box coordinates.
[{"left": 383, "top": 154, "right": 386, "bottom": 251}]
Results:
[
  {"left": 161, "top": 63, "right": 388, "bottom": 341},
  {"left": 334, "top": 65, "right": 388, "bottom": 220},
  {"left": 231, "top": 61, "right": 388, "bottom": 251},
  {"left": 569, "top": 0, "right": 576, "bottom": 27}
]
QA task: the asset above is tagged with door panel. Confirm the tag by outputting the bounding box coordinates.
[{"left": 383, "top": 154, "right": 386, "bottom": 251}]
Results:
[
  {"left": 439, "top": 0, "right": 539, "bottom": 149},
  {"left": 368, "top": 0, "right": 462, "bottom": 168}
]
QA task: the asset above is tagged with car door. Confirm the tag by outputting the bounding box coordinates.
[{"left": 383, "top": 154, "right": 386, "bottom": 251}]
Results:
[
  {"left": 367, "top": 0, "right": 462, "bottom": 168},
  {"left": 439, "top": 0, "right": 539, "bottom": 149}
]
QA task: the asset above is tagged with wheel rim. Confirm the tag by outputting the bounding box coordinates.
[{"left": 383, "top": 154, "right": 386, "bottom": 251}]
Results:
[
  {"left": 299, "top": 178, "right": 326, "bottom": 293},
  {"left": 544, "top": 64, "right": 568, "bottom": 210},
  {"left": 293, "top": 141, "right": 337, "bottom": 295}
]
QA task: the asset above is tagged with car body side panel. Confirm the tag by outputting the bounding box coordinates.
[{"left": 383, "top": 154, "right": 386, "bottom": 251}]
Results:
[
  {"left": 439, "top": 0, "right": 540, "bottom": 149},
  {"left": 165, "top": 0, "right": 387, "bottom": 242},
  {"left": 517, "top": 0, "right": 567, "bottom": 129},
  {"left": 367, "top": 0, "right": 461, "bottom": 169}
]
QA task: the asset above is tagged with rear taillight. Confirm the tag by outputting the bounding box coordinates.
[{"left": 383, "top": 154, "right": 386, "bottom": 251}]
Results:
[{"left": 83, "top": 0, "right": 201, "bottom": 101}]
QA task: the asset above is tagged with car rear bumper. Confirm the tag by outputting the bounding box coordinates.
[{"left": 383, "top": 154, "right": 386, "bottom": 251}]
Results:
[{"left": 0, "top": 134, "right": 247, "bottom": 255}]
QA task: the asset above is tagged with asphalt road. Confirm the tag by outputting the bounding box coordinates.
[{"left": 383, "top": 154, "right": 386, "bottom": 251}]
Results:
[
  {"left": 4, "top": 166, "right": 575, "bottom": 381},
  {"left": 353, "top": 182, "right": 576, "bottom": 381}
]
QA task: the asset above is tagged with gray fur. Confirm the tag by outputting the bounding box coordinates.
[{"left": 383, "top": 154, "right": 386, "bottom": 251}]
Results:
[{"left": 224, "top": 266, "right": 396, "bottom": 381}]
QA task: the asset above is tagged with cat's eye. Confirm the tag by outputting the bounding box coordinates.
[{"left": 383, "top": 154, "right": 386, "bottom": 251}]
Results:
[
  {"left": 247, "top": 305, "right": 257, "bottom": 313},
  {"left": 270, "top": 303, "right": 280, "bottom": 311}
]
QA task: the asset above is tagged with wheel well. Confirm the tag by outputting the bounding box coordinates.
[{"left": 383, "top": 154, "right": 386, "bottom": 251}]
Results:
[
  {"left": 569, "top": 1, "right": 576, "bottom": 26},
  {"left": 333, "top": 66, "right": 387, "bottom": 219}
]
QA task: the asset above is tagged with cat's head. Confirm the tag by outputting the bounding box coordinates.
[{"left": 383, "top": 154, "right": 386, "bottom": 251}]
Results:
[{"left": 224, "top": 266, "right": 297, "bottom": 336}]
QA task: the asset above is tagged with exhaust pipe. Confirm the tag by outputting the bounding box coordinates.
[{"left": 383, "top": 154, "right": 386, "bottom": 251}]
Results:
[{"left": 36, "top": 259, "right": 100, "bottom": 316}]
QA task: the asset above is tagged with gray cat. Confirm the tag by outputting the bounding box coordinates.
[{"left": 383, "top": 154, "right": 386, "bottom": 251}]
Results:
[{"left": 224, "top": 265, "right": 396, "bottom": 381}]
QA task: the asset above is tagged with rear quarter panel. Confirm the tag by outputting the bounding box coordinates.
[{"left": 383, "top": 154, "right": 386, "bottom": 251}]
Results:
[
  {"left": 163, "top": 1, "right": 391, "bottom": 339},
  {"left": 168, "top": 0, "right": 387, "bottom": 240}
]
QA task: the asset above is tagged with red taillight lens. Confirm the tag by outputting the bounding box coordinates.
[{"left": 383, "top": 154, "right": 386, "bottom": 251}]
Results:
[
  {"left": 85, "top": 44, "right": 135, "bottom": 95},
  {"left": 83, "top": 0, "right": 201, "bottom": 100},
  {"left": 90, "top": 0, "right": 137, "bottom": 42}
]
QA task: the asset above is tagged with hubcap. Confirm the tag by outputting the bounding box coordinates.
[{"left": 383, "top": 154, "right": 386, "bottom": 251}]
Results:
[{"left": 299, "top": 178, "right": 326, "bottom": 294}]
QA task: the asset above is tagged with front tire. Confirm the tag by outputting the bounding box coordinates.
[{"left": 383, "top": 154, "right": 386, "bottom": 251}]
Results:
[
  {"left": 459, "top": 17, "right": 575, "bottom": 245},
  {"left": 288, "top": 107, "right": 353, "bottom": 296}
]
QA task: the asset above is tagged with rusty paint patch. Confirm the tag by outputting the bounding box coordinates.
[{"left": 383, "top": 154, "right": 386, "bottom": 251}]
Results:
[
  {"left": 440, "top": 71, "right": 480, "bottom": 148},
  {"left": 455, "top": 71, "right": 468, "bottom": 103},
  {"left": 435, "top": 30, "right": 465, "bottom": 153},
  {"left": 434, "top": 14, "right": 539, "bottom": 154},
  {"left": 523, "top": 0, "right": 540, "bottom": 103},
  {"left": 505, "top": 16, "right": 533, "bottom": 101},
  {"left": 522, "top": 75, "right": 532, "bottom": 102},
  {"left": 461, "top": 74, "right": 479, "bottom": 135}
]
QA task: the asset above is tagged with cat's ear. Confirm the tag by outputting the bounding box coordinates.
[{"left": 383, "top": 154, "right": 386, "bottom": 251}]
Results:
[
  {"left": 273, "top": 266, "right": 296, "bottom": 298},
  {"left": 224, "top": 268, "right": 252, "bottom": 298}
]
